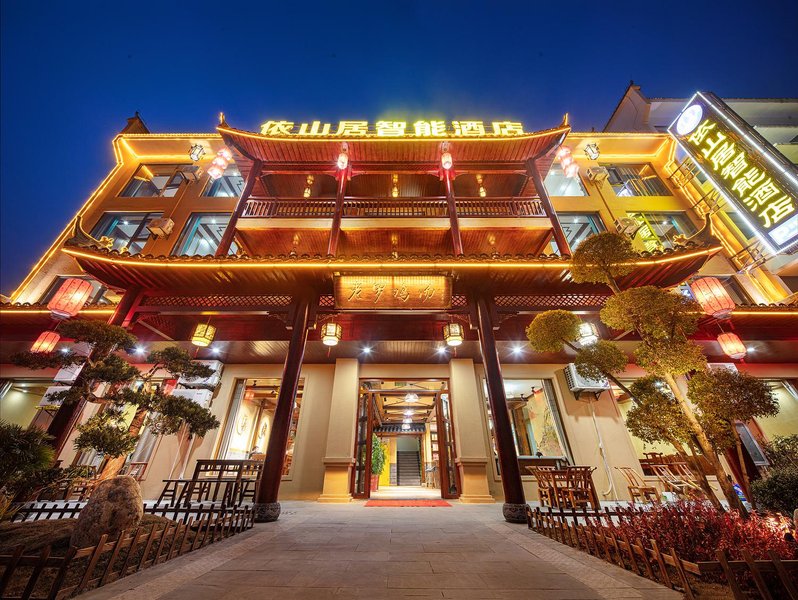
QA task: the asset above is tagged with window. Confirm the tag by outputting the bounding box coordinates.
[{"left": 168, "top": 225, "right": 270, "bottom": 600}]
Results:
[
  {"left": 722, "top": 210, "right": 757, "bottom": 242},
  {"left": 628, "top": 212, "right": 697, "bottom": 251},
  {"left": 0, "top": 380, "right": 53, "bottom": 429},
  {"left": 544, "top": 165, "right": 588, "bottom": 196},
  {"left": 120, "top": 165, "right": 190, "bottom": 197},
  {"left": 559, "top": 213, "right": 605, "bottom": 250},
  {"left": 203, "top": 166, "right": 244, "bottom": 197},
  {"left": 39, "top": 275, "right": 113, "bottom": 305},
  {"left": 173, "top": 213, "right": 237, "bottom": 256},
  {"left": 602, "top": 163, "right": 672, "bottom": 197},
  {"left": 91, "top": 212, "right": 162, "bottom": 254},
  {"left": 483, "top": 379, "right": 571, "bottom": 475}
]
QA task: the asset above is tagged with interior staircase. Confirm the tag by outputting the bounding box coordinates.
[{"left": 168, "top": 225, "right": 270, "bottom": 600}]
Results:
[{"left": 396, "top": 451, "right": 421, "bottom": 486}]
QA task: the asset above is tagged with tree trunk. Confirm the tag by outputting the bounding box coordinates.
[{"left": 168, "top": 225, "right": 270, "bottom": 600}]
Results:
[
  {"left": 684, "top": 439, "right": 722, "bottom": 507},
  {"left": 662, "top": 373, "right": 746, "bottom": 514},
  {"left": 96, "top": 408, "right": 149, "bottom": 480},
  {"left": 732, "top": 424, "right": 755, "bottom": 509}
]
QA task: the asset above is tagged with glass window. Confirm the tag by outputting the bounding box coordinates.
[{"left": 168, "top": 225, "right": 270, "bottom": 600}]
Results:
[
  {"left": 627, "top": 212, "right": 697, "bottom": 251},
  {"left": 602, "top": 163, "right": 672, "bottom": 197},
  {"left": 219, "top": 378, "right": 304, "bottom": 476},
  {"left": 203, "top": 166, "right": 244, "bottom": 197},
  {"left": 544, "top": 165, "right": 588, "bottom": 196},
  {"left": 39, "top": 275, "right": 112, "bottom": 305},
  {"left": 559, "top": 213, "right": 606, "bottom": 250},
  {"left": 120, "top": 165, "right": 189, "bottom": 198},
  {"left": 0, "top": 380, "right": 53, "bottom": 429},
  {"left": 91, "top": 212, "right": 162, "bottom": 254},
  {"left": 483, "top": 379, "right": 571, "bottom": 475},
  {"left": 172, "top": 213, "right": 237, "bottom": 256},
  {"left": 722, "top": 210, "right": 757, "bottom": 241}
]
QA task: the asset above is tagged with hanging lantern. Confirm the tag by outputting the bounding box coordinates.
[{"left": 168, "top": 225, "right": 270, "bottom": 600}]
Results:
[
  {"left": 443, "top": 322, "right": 464, "bottom": 347},
  {"left": 565, "top": 163, "right": 579, "bottom": 178},
  {"left": 690, "top": 277, "right": 735, "bottom": 319},
  {"left": 321, "top": 322, "right": 342, "bottom": 346},
  {"left": 337, "top": 142, "right": 349, "bottom": 170},
  {"left": 47, "top": 278, "right": 94, "bottom": 319},
  {"left": 578, "top": 322, "right": 599, "bottom": 346},
  {"left": 218, "top": 148, "right": 233, "bottom": 162},
  {"left": 555, "top": 146, "right": 571, "bottom": 161},
  {"left": 244, "top": 389, "right": 255, "bottom": 401},
  {"left": 401, "top": 423, "right": 411, "bottom": 430},
  {"left": 391, "top": 174, "right": 399, "bottom": 198},
  {"left": 584, "top": 143, "right": 600, "bottom": 160},
  {"left": 189, "top": 144, "right": 205, "bottom": 161},
  {"left": 718, "top": 332, "right": 746, "bottom": 359},
  {"left": 191, "top": 323, "right": 216, "bottom": 347},
  {"left": 440, "top": 151, "right": 453, "bottom": 170},
  {"left": 404, "top": 393, "right": 418, "bottom": 403},
  {"left": 31, "top": 331, "right": 61, "bottom": 353}
]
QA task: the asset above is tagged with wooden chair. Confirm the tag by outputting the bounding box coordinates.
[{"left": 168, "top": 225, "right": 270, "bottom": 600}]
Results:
[
  {"left": 651, "top": 464, "right": 703, "bottom": 499},
  {"left": 615, "top": 466, "right": 660, "bottom": 503},
  {"left": 528, "top": 466, "right": 558, "bottom": 508},
  {"left": 560, "top": 466, "right": 599, "bottom": 510}
]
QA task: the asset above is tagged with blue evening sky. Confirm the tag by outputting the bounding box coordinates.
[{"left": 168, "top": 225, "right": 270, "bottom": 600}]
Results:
[{"left": 2, "top": 0, "right": 797, "bottom": 294}]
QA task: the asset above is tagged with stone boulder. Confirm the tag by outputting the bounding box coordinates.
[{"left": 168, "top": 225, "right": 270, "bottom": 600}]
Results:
[{"left": 70, "top": 476, "right": 143, "bottom": 548}]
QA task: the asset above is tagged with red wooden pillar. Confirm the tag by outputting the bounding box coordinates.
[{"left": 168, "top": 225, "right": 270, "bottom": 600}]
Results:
[
  {"left": 526, "top": 159, "right": 571, "bottom": 256},
  {"left": 215, "top": 159, "right": 263, "bottom": 257},
  {"left": 327, "top": 171, "right": 347, "bottom": 256},
  {"left": 254, "top": 294, "right": 316, "bottom": 522},
  {"left": 46, "top": 286, "right": 141, "bottom": 457},
  {"left": 444, "top": 171, "right": 464, "bottom": 255},
  {"left": 473, "top": 293, "right": 527, "bottom": 522}
]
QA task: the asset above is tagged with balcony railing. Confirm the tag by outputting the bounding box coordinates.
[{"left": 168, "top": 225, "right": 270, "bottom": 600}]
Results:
[{"left": 242, "top": 197, "right": 546, "bottom": 219}]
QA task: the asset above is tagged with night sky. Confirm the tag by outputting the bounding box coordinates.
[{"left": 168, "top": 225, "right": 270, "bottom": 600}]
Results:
[{"left": 2, "top": 0, "right": 797, "bottom": 295}]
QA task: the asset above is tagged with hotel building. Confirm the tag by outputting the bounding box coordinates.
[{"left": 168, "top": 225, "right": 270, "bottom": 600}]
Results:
[{"left": 2, "top": 94, "right": 797, "bottom": 522}]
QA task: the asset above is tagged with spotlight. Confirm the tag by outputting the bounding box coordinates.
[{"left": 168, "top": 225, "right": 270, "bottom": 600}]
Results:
[
  {"left": 512, "top": 345, "right": 523, "bottom": 354},
  {"left": 134, "top": 346, "right": 146, "bottom": 355},
  {"left": 211, "top": 346, "right": 221, "bottom": 355},
  {"left": 436, "top": 346, "right": 448, "bottom": 355},
  {"left": 362, "top": 346, "right": 372, "bottom": 354}
]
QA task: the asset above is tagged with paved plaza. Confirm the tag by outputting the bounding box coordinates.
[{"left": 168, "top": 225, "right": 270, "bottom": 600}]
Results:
[{"left": 82, "top": 502, "right": 680, "bottom": 600}]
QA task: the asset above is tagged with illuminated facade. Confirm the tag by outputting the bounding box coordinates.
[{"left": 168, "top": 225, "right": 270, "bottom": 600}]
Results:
[{"left": 1, "top": 101, "right": 796, "bottom": 522}]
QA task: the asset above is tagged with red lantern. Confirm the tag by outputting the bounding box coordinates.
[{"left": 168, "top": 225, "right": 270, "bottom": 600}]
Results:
[
  {"left": 717, "top": 332, "right": 746, "bottom": 360},
  {"left": 31, "top": 331, "right": 61, "bottom": 353},
  {"left": 690, "top": 277, "right": 735, "bottom": 319},
  {"left": 47, "top": 278, "right": 93, "bottom": 319}
]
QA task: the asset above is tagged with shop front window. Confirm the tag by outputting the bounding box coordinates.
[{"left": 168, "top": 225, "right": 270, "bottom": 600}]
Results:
[
  {"left": 603, "top": 163, "right": 671, "bottom": 197},
  {"left": 544, "top": 165, "right": 588, "bottom": 197},
  {"left": 483, "top": 379, "right": 571, "bottom": 475},
  {"left": 559, "top": 213, "right": 606, "bottom": 250},
  {"left": 219, "top": 378, "right": 304, "bottom": 476},
  {"left": 172, "top": 213, "right": 237, "bottom": 256},
  {"left": 120, "top": 165, "right": 190, "bottom": 198},
  {"left": 627, "top": 212, "right": 697, "bottom": 251},
  {"left": 91, "top": 212, "right": 162, "bottom": 254},
  {"left": 203, "top": 166, "right": 244, "bottom": 197}
]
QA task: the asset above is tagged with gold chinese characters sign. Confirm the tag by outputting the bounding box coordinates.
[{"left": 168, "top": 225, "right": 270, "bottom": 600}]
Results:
[
  {"left": 668, "top": 92, "right": 798, "bottom": 253},
  {"left": 335, "top": 275, "right": 452, "bottom": 310},
  {"left": 260, "top": 119, "right": 526, "bottom": 138}
]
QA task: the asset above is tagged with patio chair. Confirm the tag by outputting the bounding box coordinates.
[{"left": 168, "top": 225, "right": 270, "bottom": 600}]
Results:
[
  {"left": 615, "top": 466, "right": 660, "bottom": 503},
  {"left": 560, "top": 466, "right": 599, "bottom": 510},
  {"left": 651, "top": 464, "right": 703, "bottom": 499},
  {"left": 528, "top": 466, "right": 559, "bottom": 508}
]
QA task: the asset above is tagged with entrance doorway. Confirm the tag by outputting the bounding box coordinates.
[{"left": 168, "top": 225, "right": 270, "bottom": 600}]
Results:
[{"left": 351, "top": 379, "right": 460, "bottom": 500}]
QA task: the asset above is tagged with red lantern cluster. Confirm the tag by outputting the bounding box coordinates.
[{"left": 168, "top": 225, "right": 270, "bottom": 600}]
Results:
[
  {"left": 30, "top": 331, "right": 60, "bottom": 353},
  {"left": 556, "top": 146, "right": 578, "bottom": 178},
  {"left": 690, "top": 277, "right": 735, "bottom": 319},
  {"left": 717, "top": 332, "right": 746, "bottom": 360},
  {"left": 206, "top": 147, "right": 233, "bottom": 181},
  {"left": 47, "top": 278, "right": 93, "bottom": 319}
]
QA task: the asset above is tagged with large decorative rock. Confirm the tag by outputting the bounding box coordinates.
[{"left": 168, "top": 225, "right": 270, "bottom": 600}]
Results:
[{"left": 70, "top": 476, "right": 143, "bottom": 548}]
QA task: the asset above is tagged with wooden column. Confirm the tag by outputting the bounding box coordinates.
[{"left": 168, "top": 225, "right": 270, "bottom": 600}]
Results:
[
  {"left": 46, "top": 286, "right": 141, "bottom": 457},
  {"left": 526, "top": 159, "right": 571, "bottom": 256},
  {"left": 473, "top": 293, "right": 527, "bottom": 522},
  {"left": 444, "top": 171, "right": 464, "bottom": 255},
  {"left": 215, "top": 159, "right": 263, "bottom": 257},
  {"left": 254, "top": 294, "right": 316, "bottom": 522},
  {"left": 327, "top": 171, "right": 348, "bottom": 256}
]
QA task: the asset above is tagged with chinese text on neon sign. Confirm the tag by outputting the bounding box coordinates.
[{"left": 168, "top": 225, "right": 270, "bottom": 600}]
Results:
[{"left": 259, "top": 120, "right": 526, "bottom": 138}]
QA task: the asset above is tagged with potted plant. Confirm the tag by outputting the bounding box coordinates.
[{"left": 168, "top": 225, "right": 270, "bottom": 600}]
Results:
[{"left": 370, "top": 434, "right": 386, "bottom": 491}]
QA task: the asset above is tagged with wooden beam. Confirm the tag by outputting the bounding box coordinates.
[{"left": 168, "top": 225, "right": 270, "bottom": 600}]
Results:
[
  {"left": 444, "top": 170, "right": 464, "bottom": 255},
  {"left": 327, "top": 171, "right": 348, "bottom": 256},
  {"left": 526, "top": 159, "right": 571, "bottom": 256},
  {"left": 215, "top": 159, "right": 263, "bottom": 256}
]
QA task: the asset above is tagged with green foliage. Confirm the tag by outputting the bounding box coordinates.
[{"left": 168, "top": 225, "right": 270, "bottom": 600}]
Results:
[
  {"left": 81, "top": 353, "right": 140, "bottom": 385},
  {"left": 371, "top": 435, "right": 387, "bottom": 475},
  {"left": 525, "top": 310, "right": 581, "bottom": 353},
  {"left": 601, "top": 287, "right": 701, "bottom": 338},
  {"left": 147, "top": 347, "right": 215, "bottom": 380},
  {"left": 0, "top": 422, "right": 55, "bottom": 491},
  {"left": 74, "top": 410, "right": 138, "bottom": 458},
  {"left": 689, "top": 370, "right": 779, "bottom": 424},
  {"left": 7, "top": 351, "right": 84, "bottom": 370},
  {"left": 634, "top": 338, "right": 707, "bottom": 376},
  {"left": 105, "top": 386, "right": 167, "bottom": 413},
  {"left": 570, "top": 232, "right": 636, "bottom": 289},
  {"left": 624, "top": 378, "right": 693, "bottom": 446},
  {"left": 574, "top": 341, "right": 628, "bottom": 381},
  {"left": 148, "top": 395, "right": 220, "bottom": 438},
  {"left": 58, "top": 319, "right": 137, "bottom": 356},
  {"left": 752, "top": 468, "right": 798, "bottom": 516},
  {"left": 761, "top": 435, "right": 798, "bottom": 470}
]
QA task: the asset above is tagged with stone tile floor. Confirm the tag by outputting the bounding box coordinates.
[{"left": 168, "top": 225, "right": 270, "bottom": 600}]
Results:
[{"left": 82, "top": 501, "right": 681, "bottom": 600}]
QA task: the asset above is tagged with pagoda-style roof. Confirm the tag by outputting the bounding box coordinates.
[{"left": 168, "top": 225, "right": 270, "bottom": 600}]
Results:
[{"left": 61, "top": 240, "right": 721, "bottom": 297}]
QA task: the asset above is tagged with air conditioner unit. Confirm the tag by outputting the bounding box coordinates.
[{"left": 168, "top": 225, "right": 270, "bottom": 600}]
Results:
[
  {"left": 178, "top": 360, "right": 223, "bottom": 389},
  {"left": 707, "top": 363, "right": 739, "bottom": 373},
  {"left": 54, "top": 342, "right": 92, "bottom": 384},
  {"left": 170, "top": 388, "right": 213, "bottom": 408},
  {"left": 586, "top": 166, "right": 608, "bottom": 183},
  {"left": 38, "top": 386, "right": 72, "bottom": 409},
  {"left": 615, "top": 217, "right": 643, "bottom": 238},
  {"left": 564, "top": 364, "right": 610, "bottom": 394},
  {"left": 147, "top": 217, "right": 175, "bottom": 238}
]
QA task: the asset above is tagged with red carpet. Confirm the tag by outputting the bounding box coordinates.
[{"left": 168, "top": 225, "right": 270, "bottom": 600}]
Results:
[{"left": 365, "top": 499, "right": 451, "bottom": 507}]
